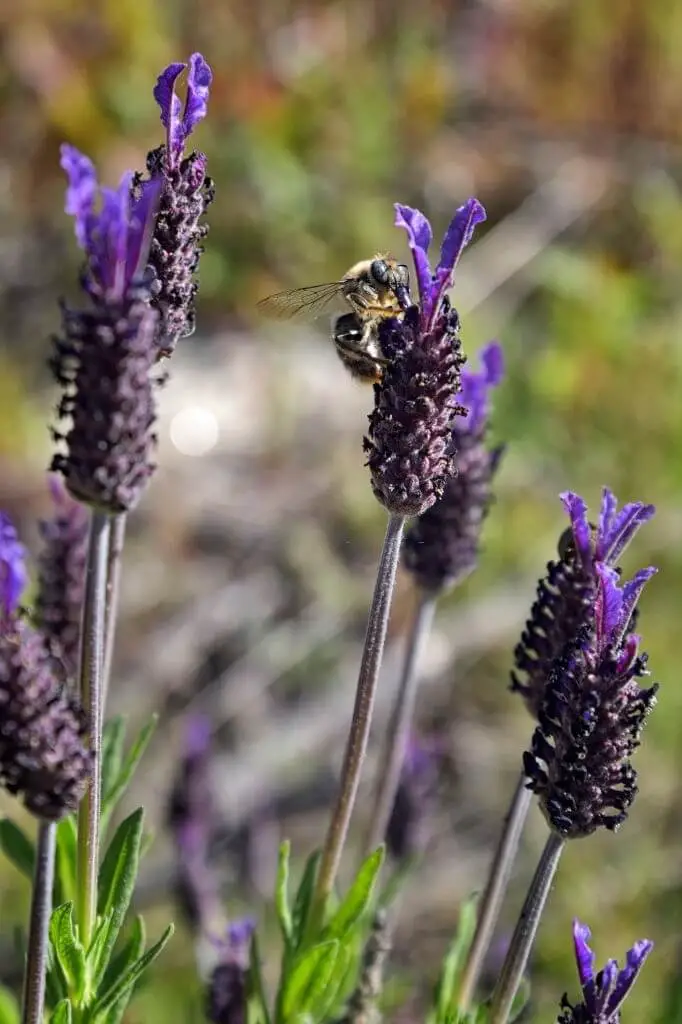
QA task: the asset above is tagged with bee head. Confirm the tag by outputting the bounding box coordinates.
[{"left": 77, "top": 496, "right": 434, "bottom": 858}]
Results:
[
  {"left": 370, "top": 258, "right": 390, "bottom": 286},
  {"left": 371, "top": 259, "right": 411, "bottom": 310}
]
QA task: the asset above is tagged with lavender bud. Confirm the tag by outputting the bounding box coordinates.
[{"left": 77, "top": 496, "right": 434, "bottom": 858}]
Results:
[
  {"left": 403, "top": 342, "right": 504, "bottom": 592},
  {"left": 0, "top": 515, "right": 90, "bottom": 820},
  {"left": 511, "top": 489, "right": 655, "bottom": 719},
  {"left": 206, "top": 920, "right": 254, "bottom": 1024},
  {"left": 364, "top": 200, "right": 485, "bottom": 517},
  {"left": 34, "top": 477, "right": 88, "bottom": 680},
  {"left": 558, "top": 920, "right": 652, "bottom": 1024},
  {"left": 134, "top": 53, "right": 214, "bottom": 358},
  {"left": 385, "top": 737, "right": 439, "bottom": 862},
  {"left": 51, "top": 146, "right": 160, "bottom": 513},
  {"left": 524, "top": 563, "right": 658, "bottom": 838}
]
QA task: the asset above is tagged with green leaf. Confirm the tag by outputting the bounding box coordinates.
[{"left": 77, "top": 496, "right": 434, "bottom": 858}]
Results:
[
  {"left": 90, "top": 924, "right": 173, "bottom": 1017},
  {"left": 324, "top": 846, "right": 384, "bottom": 940},
  {"left": 0, "top": 985, "right": 20, "bottom": 1024},
  {"left": 249, "top": 929, "right": 272, "bottom": 1024},
  {"left": 54, "top": 816, "right": 77, "bottom": 907},
  {"left": 99, "top": 915, "right": 146, "bottom": 999},
  {"left": 49, "top": 1000, "right": 73, "bottom": 1024},
  {"left": 100, "top": 717, "right": 156, "bottom": 836},
  {"left": 49, "top": 903, "right": 86, "bottom": 1001},
  {"left": 290, "top": 850, "right": 320, "bottom": 949},
  {"left": 275, "top": 841, "right": 293, "bottom": 946},
  {"left": 281, "top": 940, "right": 339, "bottom": 1023},
  {"left": 101, "top": 718, "right": 127, "bottom": 804},
  {"left": 92, "top": 809, "right": 144, "bottom": 988},
  {"left": 0, "top": 819, "right": 35, "bottom": 881},
  {"left": 432, "top": 894, "right": 478, "bottom": 1024}
]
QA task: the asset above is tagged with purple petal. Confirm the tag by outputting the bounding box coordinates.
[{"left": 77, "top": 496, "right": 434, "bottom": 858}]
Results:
[
  {"left": 182, "top": 53, "right": 212, "bottom": 142},
  {"left": 560, "top": 492, "right": 592, "bottom": 571},
  {"left": 615, "top": 632, "right": 641, "bottom": 674},
  {"left": 596, "top": 489, "right": 656, "bottom": 564},
  {"left": 459, "top": 342, "right": 504, "bottom": 433},
  {"left": 481, "top": 341, "right": 505, "bottom": 386},
  {"left": 153, "top": 61, "right": 186, "bottom": 161},
  {"left": 98, "top": 178, "right": 132, "bottom": 294},
  {"left": 394, "top": 203, "right": 433, "bottom": 307},
  {"left": 619, "top": 567, "right": 657, "bottom": 642},
  {"left": 228, "top": 917, "right": 256, "bottom": 949},
  {"left": 573, "top": 920, "right": 596, "bottom": 990},
  {"left": 605, "top": 940, "right": 653, "bottom": 1018},
  {"left": 125, "top": 176, "right": 162, "bottom": 282},
  {"left": 185, "top": 715, "right": 212, "bottom": 757},
  {"left": 430, "top": 197, "right": 486, "bottom": 318},
  {"left": 60, "top": 144, "right": 97, "bottom": 251},
  {"left": 0, "top": 512, "right": 28, "bottom": 619},
  {"left": 595, "top": 563, "right": 624, "bottom": 651}
]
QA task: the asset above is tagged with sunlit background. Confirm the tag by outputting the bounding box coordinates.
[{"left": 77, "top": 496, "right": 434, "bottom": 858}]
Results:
[{"left": 1, "top": 0, "right": 681, "bottom": 1019}]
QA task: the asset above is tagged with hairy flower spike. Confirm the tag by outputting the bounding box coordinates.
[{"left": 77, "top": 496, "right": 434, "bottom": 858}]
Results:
[
  {"left": 51, "top": 146, "right": 159, "bottom": 513},
  {"left": 403, "top": 342, "right": 504, "bottom": 592},
  {"left": 511, "top": 489, "right": 655, "bottom": 718},
  {"left": 524, "top": 564, "right": 658, "bottom": 838},
  {"left": 557, "top": 920, "right": 652, "bottom": 1023},
  {"left": 135, "top": 53, "right": 214, "bottom": 357},
  {"left": 34, "top": 477, "right": 88, "bottom": 680},
  {"left": 365, "top": 200, "right": 485, "bottom": 517}
]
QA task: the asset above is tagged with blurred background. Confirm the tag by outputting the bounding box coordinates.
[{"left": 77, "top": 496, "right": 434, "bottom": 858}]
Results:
[{"left": 1, "top": 0, "right": 681, "bottom": 1019}]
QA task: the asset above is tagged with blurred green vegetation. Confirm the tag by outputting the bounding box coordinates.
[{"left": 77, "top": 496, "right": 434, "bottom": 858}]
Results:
[{"left": 2, "top": 0, "right": 682, "bottom": 1021}]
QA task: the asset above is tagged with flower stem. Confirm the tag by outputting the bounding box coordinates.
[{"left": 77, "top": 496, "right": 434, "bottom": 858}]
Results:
[
  {"left": 362, "top": 589, "right": 437, "bottom": 857},
  {"left": 101, "top": 512, "right": 126, "bottom": 706},
  {"left": 488, "top": 830, "right": 565, "bottom": 1024},
  {"left": 308, "top": 513, "right": 406, "bottom": 938},
  {"left": 457, "top": 770, "right": 533, "bottom": 1013},
  {"left": 21, "top": 822, "right": 56, "bottom": 1024},
  {"left": 76, "top": 512, "right": 111, "bottom": 947}
]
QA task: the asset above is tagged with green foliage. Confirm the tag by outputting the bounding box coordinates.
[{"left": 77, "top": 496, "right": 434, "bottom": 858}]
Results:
[
  {"left": 100, "top": 716, "right": 157, "bottom": 839},
  {"left": 0, "top": 819, "right": 35, "bottom": 882},
  {"left": 428, "top": 895, "right": 478, "bottom": 1024},
  {"left": 0, "top": 986, "right": 20, "bottom": 1024}
]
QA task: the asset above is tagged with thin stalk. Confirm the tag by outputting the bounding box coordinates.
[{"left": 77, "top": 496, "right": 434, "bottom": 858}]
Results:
[
  {"left": 76, "top": 512, "right": 111, "bottom": 947},
  {"left": 362, "top": 589, "right": 437, "bottom": 856},
  {"left": 21, "top": 822, "right": 56, "bottom": 1024},
  {"left": 457, "top": 770, "right": 533, "bottom": 1013},
  {"left": 101, "top": 512, "right": 126, "bottom": 706},
  {"left": 308, "top": 513, "right": 406, "bottom": 938},
  {"left": 488, "top": 831, "right": 565, "bottom": 1024}
]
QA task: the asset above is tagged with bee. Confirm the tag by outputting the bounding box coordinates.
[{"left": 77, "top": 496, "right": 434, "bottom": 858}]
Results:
[{"left": 257, "top": 255, "right": 411, "bottom": 382}]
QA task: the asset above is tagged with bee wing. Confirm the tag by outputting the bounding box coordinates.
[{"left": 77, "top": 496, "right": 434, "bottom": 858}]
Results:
[{"left": 257, "top": 282, "right": 345, "bottom": 321}]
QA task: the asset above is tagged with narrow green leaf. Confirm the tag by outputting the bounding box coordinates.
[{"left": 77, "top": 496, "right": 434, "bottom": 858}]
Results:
[
  {"left": 434, "top": 894, "right": 478, "bottom": 1024},
  {"left": 324, "top": 846, "right": 384, "bottom": 940},
  {"left": 91, "top": 924, "right": 173, "bottom": 1016},
  {"left": 291, "top": 850, "right": 320, "bottom": 949},
  {"left": 0, "top": 985, "right": 20, "bottom": 1024},
  {"left": 54, "top": 816, "right": 77, "bottom": 907},
  {"left": 92, "top": 809, "right": 144, "bottom": 987},
  {"left": 0, "top": 819, "right": 35, "bottom": 881},
  {"left": 49, "top": 903, "right": 86, "bottom": 1000},
  {"left": 275, "top": 841, "right": 293, "bottom": 946},
  {"left": 100, "top": 717, "right": 157, "bottom": 836},
  {"left": 281, "top": 941, "right": 338, "bottom": 1022},
  {"left": 46, "top": 939, "right": 68, "bottom": 1007},
  {"left": 49, "top": 1000, "right": 72, "bottom": 1024},
  {"left": 249, "top": 929, "right": 272, "bottom": 1024},
  {"left": 99, "top": 915, "right": 146, "bottom": 998},
  {"left": 101, "top": 718, "right": 127, "bottom": 803}
]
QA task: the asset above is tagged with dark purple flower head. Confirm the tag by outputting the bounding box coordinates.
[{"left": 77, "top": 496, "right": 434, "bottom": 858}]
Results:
[
  {"left": 395, "top": 199, "right": 486, "bottom": 333},
  {"left": 153, "top": 54, "right": 212, "bottom": 172},
  {"left": 385, "top": 735, "right": 440, "bottom": 861},
  {"left": 206, "top": 918, "right": 254, "bottom": 1024},
  {"left": 402, "top": 342, "right": 505, "bottom": 592},
  {"left": 512, "top": 489, "right": 655, "bottom": 719},
  {"left": 61, "top": 145, "right": 160, "bottom": 302},
  {"left": 557, "top": 920, "right": 653, "bottom": 1023},
  {"left": 524, "top": 563, "right": 658, "bottom": 838},
  {"left": 0, "top": 513, "right": 27, "bottom": 623}
]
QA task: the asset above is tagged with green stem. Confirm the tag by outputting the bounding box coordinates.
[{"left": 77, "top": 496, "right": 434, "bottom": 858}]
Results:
[
  {"left": 362, "top": 589, "right": 437, "bottom": 857},
  {"left": 457, "top": 771, "right": 532, "bottom": 1013},
  {"left": 21, "top": 822, "right": 56, "bottom": 1024},
  {"left": 101, "top": 513, "right": 126, "bottom": 707},
  {"left": 308, "top": 513, "right": 406, "bottom": 938},
  {"left": 488, "top": 831, "right": 565, "bottom": 1024},
  {"left": 76, "top": 512, "right": 111, "bottom": 947}
]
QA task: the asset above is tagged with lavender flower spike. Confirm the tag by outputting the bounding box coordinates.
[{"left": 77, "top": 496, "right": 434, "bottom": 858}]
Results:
[
  {"left": 0, "top": 512, "right": 27, "bottom": 623},
  {"left": 154, "top": 54, "right": 212, "bottom": 171},
  {"left": 206, "top": 919, "right": 254, "bottom": 1024},
  {"left": 403, "top": 341, "right": 505, "bottom": 592},
  {"left": 558, "top": 920, "right": 653, "bottom": 1023},
  {"left": 365, "top": 200, "right": 486, "bottom": 517},
  {"left": 524, "top": 562, "right": 658, "bottom": 838}
]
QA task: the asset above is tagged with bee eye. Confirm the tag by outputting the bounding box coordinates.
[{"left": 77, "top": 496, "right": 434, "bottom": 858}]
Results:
[{"left": 370, "top": 259, "right": 389, "bottom": 284}]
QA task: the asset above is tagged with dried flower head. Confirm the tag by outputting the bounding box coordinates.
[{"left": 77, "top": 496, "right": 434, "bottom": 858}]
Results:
[
  {"left": 524, "top": 562, "right": 658, "bottom": 838},
  {"left": 557, "top": 920, "right": 652, "bottom": 1024},
  {"left": 512, "top": 489, "right": 655, "bottom": 718},
  {"left": 206, "top": 919, "right": 254, "bottom": 1024},
  {"left": 34, "top": 476, "right": 88, "bottom": 680},
  {"left": 364, "top": 199, "right": 486, "bottom": 517},
  {"left": 134, "top": 53, "right": 214, "bottom": 357},
  {"left": 51, "top": 146, "right": 160, "bottom": 513},
  {"left": 0, "top": 514, "right": 90, "bottom": 820},
  {"left": 403, "top": 341, "right": 504, "bottom": 592}
]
